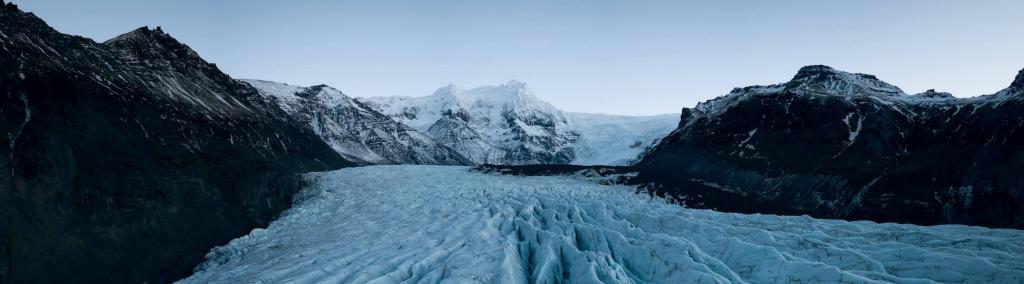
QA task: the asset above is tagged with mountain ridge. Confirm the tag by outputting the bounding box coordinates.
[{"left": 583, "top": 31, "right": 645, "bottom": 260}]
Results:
[
  {"left": 242, "top": 79, "right": 472, "bottom": 165},
  {"left": 636, "top": 64, "right": 1024, "bottom": 229}
]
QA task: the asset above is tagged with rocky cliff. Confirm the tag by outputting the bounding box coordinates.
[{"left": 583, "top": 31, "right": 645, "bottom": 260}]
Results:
[{"left": 0, "top": 2, "right": 349, "bottom": 283}]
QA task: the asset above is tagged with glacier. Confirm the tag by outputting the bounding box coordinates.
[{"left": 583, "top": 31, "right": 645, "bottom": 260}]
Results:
[
  {"left": 567, "top": 112, "right": 678, "bottom": 165},
  {"left": 181, "top": 166, "right": 1024, "bottom": 283}
]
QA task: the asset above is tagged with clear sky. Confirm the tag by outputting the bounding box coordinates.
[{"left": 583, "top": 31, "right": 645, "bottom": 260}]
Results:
[{"left": 13, "top": 0, "right": 1024, "bottom": 115}]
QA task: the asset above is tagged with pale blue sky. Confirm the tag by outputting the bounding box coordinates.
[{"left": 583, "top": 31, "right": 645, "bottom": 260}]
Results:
[{"left": 14, "top": 0, "right": 1024, "bottom": 115}]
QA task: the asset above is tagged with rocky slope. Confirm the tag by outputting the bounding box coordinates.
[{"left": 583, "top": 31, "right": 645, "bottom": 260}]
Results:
[
  {"left": 0, "top": 2, "right": 349, "bottom": 283},
  {"left": 243, "top": 80, "right": 470, "bottom": 165},
  {"left": 359, "top": 81, "right": 678, "bottom": 165},
  {"left": 635, "top": 65, "right": 1024, "bottom": 229}
]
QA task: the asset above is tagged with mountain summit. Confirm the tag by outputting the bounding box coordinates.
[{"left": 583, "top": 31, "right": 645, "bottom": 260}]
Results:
[
  {"left": 104, "top": 26, "right": 202, "bottom": 64},
  {"left": 360, "top": 82, "right": 579, "bottom": 164},
  {"left": 788, "top": 64, "right": 905, "bottom": 97}
]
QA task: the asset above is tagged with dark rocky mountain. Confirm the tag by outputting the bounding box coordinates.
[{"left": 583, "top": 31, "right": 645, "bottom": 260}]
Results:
[
  {"left": 635, "top": 65, "right": 1024, "bottom": 229},
  {"left": 244, "top": 79, "right": 471, "bottom": 165},
  {"left": 0, "top": 2, "right": 349, "bottom": 283}
]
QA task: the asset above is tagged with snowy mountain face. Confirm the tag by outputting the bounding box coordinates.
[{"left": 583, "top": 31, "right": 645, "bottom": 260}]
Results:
[
  {"left": 243, "top": 80, "right": 470, "bottom": 165},
  {"left": 183, "top": 165, "right": 1024, "bottom": 283},
  {"left": 636, "top": 65, "right": 1024, "bottom": 229},
  {"left": 359, "top": 81, "right": 578, "bottom": 165},
  {"left": 0, "top": 3, "right": 350, "bottom": 283},
  {"left": 568, "top": 112, "right": 679, "bottom": 165},
  {"left": 359, "top": 81, "right": 678, "bottom": 165}
]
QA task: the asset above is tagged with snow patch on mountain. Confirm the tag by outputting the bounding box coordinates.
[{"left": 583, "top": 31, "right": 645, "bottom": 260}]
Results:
[
  {"left": 182, "top": 165, "right": 1024, "bottom": 283},
  {"left": 243, "top": 79, "right": 470, "bottom": 165}
]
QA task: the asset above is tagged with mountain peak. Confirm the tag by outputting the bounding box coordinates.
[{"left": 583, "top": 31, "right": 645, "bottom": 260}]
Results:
[
  {"left": 1, "top": 0, "right": 61, "bottom": 35},
  {"left": 105, "top": 26, "right": 170, "bottom": 45},
  {"left": 1012, "top": 67, "right": 1024, "bottom": 89},
  {"left": 787, "top": 65, "right": 903, "bottom": 96},
  {"left": 503, "top": 80, "right": 527, "bottom": 89},
  {"left": 497, "top": 80, "right": 535, "bottom": 99},
  {"left": 103, "top": 26, "right": 207, "bottom": 66},
  {"left": 432, "top": 83, "right": 461, "bottom": 97},
  {"left": 2, "top": 0, "right": 19, "bottom": 12},
  {"left": 909, "top": 89, "right": 955, "bottom": 100},
  {"left": 792, "top": 65, "right": 840, "bottom": 80},
  {"left": 792, "top": 65, "right": 881, "bottom": 82},
  {"left": 431, "top": 81, "right": 537, "bottom": 100}
]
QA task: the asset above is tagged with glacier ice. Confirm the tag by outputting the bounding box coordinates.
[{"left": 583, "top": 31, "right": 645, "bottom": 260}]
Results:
[{"left": 181, "top": 166, "right": 1024, "bottom": 283}]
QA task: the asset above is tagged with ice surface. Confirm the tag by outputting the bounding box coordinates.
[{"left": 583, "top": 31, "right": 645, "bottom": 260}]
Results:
[{"left": 181, "top": 166, "right": 1024, "bottom": 284}]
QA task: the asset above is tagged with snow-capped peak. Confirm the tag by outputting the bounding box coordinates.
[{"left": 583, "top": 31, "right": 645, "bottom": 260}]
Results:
[
  {"left": 435, "top": 80, "right": 542, "bottom": 105},
  {"left": 432, "top": 83, "right": 461, "bottom": 97},
  {"left": 503, "top": 78, "right": 528, "bottom": 88},
  {"left": 407, "top": 80, "right": 560, "bottom": 123},
  {"left": 359, "top": 81, "right": 678, "bottom": 165}
]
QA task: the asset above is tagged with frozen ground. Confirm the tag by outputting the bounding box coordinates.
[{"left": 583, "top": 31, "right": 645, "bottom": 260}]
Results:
[{"left": 181, "top": 166, "right": 1024, "bottom": 283}]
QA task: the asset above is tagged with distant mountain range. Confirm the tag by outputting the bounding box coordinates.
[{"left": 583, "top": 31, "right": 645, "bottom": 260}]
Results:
[
  {"left": 243, "top": 79, "right": 678, "bottom": 166},
  {"left": 358, "top": 81, "right": 677, "bottom": 165}
]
